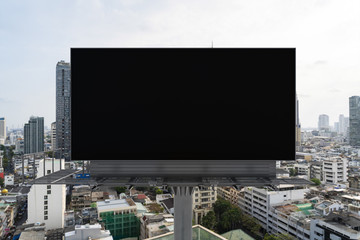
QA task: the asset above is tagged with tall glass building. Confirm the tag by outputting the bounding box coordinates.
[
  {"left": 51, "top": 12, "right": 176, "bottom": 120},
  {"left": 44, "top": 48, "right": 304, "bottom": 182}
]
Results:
[
  {"left": 56, "top": 60, "right": 71, "bottom": 160},
  {"left": 349, "top": 96, "right": 360, "bottom": 146},
  {"left": 0, "top": 117, "right": 5, "bottom": 145},
  {"left": 24, "top": 116, "right": 44, "bottom": 154}
]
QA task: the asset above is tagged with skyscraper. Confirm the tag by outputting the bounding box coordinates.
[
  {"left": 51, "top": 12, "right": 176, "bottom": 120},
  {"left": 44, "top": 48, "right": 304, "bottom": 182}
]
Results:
[
  {"left": 318, "top": 114, "right": 329, "bottom": 131},
  {"left": 349, "top": 96, "right": 360, "bottom": 146},
  {"left": 51, "top": 122, "right": 56, "bottom": 151},
  {"left": 24, "top": 116, "right": 44, "bottom": 154},
  {"left": 0, "top": 117, "right": 5, "bottom": 145},
  {"left": 56, "top": 60, "right": 71, "bottom": 160}
]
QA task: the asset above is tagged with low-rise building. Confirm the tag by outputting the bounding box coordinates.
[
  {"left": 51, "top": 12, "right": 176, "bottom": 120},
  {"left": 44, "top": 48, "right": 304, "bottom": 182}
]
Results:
[
  {"left": 310, "top": 211, "right": 360, "bottom": 240},
  {"left": 70, "top": 185, "right": 92, "bottom": 211},
  {"left": 140, "top": 214, "right": 174, "bottom": 239},
  {"left": 65, "top": 223, "right": 113, "bottom": 240},
  {"left": 97, "top": 198, "right": 140, "bottom": 240},
  {"left": 217, "top": 186, "right": 240, "bottom": 206}
]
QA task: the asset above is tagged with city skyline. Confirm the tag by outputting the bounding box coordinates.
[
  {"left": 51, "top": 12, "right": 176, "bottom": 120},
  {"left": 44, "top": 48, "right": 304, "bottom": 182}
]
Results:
[{"left": 1, "top": 0, "right": 360, "bottom": 128}]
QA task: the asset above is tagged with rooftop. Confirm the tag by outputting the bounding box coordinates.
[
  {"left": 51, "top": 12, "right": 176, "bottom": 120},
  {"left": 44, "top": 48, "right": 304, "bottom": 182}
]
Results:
[
  {"left": 145, "top": 225, "right": 227, "bottom": 240},
  {"left": 97, "top": 198, "right": 136, "bottom": 212}
]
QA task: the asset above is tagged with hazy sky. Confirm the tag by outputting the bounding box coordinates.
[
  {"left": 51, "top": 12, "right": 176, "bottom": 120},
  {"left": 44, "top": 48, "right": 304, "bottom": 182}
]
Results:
[{"left": 1, "top": 0, "right": 360, "bottom": 129}]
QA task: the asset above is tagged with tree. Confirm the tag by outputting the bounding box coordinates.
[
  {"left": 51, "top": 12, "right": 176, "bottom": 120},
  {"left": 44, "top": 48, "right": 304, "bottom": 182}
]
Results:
[
  {"left": 201, "top": 211, "right": 216, "bottom": 230},
  {"left": 219, "top": 207, "right": 242, "bottom": 233},
  {"left": 311, "top": 178, "right": 321, "bottom": 185},
  {"left": 213, "top": 197, "right": 232, "bottom": 222},
  {"left": 289, "top": 168, "right": 297, "bottom": 176},
  {"left": 264, "top": 233, "right": 297, "bottom": 240},
  {"left": 0, "top": 178, "right": 4, "bottom": 188},
  {"left": 155, "top": 188, "right": 163, "bottom": 195},
  {"left": 240, "top": 212, "right": 261, "bottom": 235},
  {"left": 114, "top": 186, "right": 127, "bottom": 194}
]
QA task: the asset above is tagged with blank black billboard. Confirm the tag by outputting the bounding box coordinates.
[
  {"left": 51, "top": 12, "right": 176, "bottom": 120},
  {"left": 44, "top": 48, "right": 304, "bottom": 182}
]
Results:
[{"left": 71, "top": 48, "right": 295, "bottom": 161}]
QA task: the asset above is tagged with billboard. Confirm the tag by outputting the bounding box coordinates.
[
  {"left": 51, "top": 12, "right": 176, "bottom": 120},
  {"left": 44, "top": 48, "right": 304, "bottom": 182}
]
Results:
[{"left": 71, "top": 48, "right": 295, "bottom": 178}]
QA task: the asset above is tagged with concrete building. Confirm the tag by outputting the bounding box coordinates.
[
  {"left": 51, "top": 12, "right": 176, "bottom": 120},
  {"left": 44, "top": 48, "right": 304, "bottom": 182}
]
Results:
[
  {"left": 27, "top": 158, "right": 66, "bottom": 230},
  {"left": 322, "top": 157, "right": 348, "bottom": 184},
  {"left": 318, "top": 114, "right": 330, "bottom": 131},
  {"left": 24, "top": 116, "right": 44, "bottom": 154},
  {"left": 294, "top": 164, "right": 310, "bottom": 179},
  {"left": 217, "top": 186, "right": 240, "bottom": 206},
  {"left": 65, "top": 223, "right": 113, "bottom": 240},
  {"left": 349, "top": 96, "right": 360, "bottom": 147},
  {"left": 0, "top": 117, "right": 5, "bottom": 145},
  {"left": 310, "top": 162, "right": 322, "bottom": 181},
  {"left": 70, "top": 185, "right": 92, "bottom": 212},
  {"left": 97, "top": 198, "right": 140, "bottom": 240},
  {"left": 51, "top": 122, "right": 56, "bottom": 151},
  {"left": 140, "top": 214, "right": 174, "bottom": 240},
  {"left": 15, "top": 138, "right": 24, "bottom": 154},
  {"left": 192, "top": 186, "right": 217, "bottom": 225},
  {"left": 310, "top": 212, "right": 360, "bottom": 240},
  {"left": 4, "top": 175, "right": 14, "bottom": 186},
  {"left": 238, "top": 185, "right": 309, "bottom": 234},
  {"left": 56, "top": 60, "right": 71, "bottom": 160}
]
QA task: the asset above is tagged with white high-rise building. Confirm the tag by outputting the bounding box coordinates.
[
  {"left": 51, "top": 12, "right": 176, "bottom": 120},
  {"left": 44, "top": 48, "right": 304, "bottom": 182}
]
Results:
[
  {"left": 318, "top": 114, "right": 329, "bottom": 131},
  {"left": 0, "top": 117, "right": 6, "bottom": 145},
  {"left": 322, "top": 157, "right": 348, "bottom": 184},
  {"left": 27, "top": 158, "right": 65, "bottom": 230},
  {"left": 239, "top": 185, "right": 311, "bottom": 240}
]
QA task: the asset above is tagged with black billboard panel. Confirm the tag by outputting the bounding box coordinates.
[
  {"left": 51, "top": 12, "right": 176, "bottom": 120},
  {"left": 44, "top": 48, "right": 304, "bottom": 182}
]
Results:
[{"left": 71, "top": 48, "right": 295, "bottom": 177}]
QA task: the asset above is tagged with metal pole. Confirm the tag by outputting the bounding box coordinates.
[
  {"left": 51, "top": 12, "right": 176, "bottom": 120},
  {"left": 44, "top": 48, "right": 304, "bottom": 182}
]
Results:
[
  {"left": 60, "top": 149, "right": 62, "bottom": 171},
  {"left": 33, "top": 154, "right": 36, "bottom": 179},
  {"left": 22, "top": 154, "right": 24, "bottom": 184},
  {"left": 172, "top": 186, "right": 194, "bottom": 240},
  {"left": 43, "top": 152, "right": 46, "bottom": 177},
  {"left": 52, "top": 150, "right": 54, "bottom": 174}
]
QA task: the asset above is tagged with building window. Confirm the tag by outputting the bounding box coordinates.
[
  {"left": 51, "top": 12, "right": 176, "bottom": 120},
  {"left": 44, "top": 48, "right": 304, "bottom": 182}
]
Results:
[
  {"left": 47, "top": 185, "right": 51, "bottom": 189},
  {"left": 47, "top": 170, "right": 51, "bottom": 174},
  {"left": 44, "top": 201, "right": 48, "bottom": 205},
  {"left": 47, "top": 190, "right": 51, "bottom": 194},
  {"left": 44, "top": 211, "right": 48, "bottom": 215},
  {"left": 44, "top": 206, "right": 48, "bottom": 210},
  {"left": 195, "top": 194, "right": 198, "bottom": 197},
  {"left": 44, "top": 216, "right": 48, "bottom": 220},
  {"left": 195, "top": 199, "right": 198, "bottom": 202},
  {"left": 44, "top": 195, "right": 48, "bottom": 200}
]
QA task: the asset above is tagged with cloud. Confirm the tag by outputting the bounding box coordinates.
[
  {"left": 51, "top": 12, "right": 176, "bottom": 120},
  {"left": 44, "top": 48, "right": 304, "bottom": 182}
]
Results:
[{"left": 329, "top": 89, "right": 341, "bottom": 93}]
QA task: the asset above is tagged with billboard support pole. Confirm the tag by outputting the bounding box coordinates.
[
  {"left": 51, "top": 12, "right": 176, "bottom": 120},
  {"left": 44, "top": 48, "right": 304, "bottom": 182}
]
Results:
[{"left": 172, "top": 186, "right": 194, "bottom": 240}]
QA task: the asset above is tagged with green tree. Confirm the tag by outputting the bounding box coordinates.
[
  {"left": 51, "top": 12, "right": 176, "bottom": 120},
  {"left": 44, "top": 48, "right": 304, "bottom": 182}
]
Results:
[
  {"left": 240, "top": 212, "right": 261, "bottom": 235},
  {"left": 311, "top": 178, "right": 321, "bottom": 185},
  {"left": 155, "top": 188, "right": 163, "bottom": 195},
  {"left": 289, "top": 168, "right": 297, "bottom": 176},
  {"left": 201, "top": 211, "right": 216, "bottom": 230},
  {"left": 114, "top": 186, "right": 127, "bottom": 194},
  {"left": 264, "top": 233, "right": 297, "bottom": 240},
  {"left": 213, "top": 197, "right": 232, "bottom": 222},
  {"left": 219, "top": 206, "right": 242, "bottom": 232},
  {"left": 0, "top": 178, "right": 4, "bottom": 188}
]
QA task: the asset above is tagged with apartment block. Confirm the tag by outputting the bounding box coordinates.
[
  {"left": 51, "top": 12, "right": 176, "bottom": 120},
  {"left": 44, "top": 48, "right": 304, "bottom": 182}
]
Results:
[
  {"left": 322, "top": 157, "right": 348, "bottom": 184},
  {"left": 192, "top": 186, "right": 217, "bottom": 225},
  {"left": 217, "top": 186, "right": 240, "bottom": 206}
]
